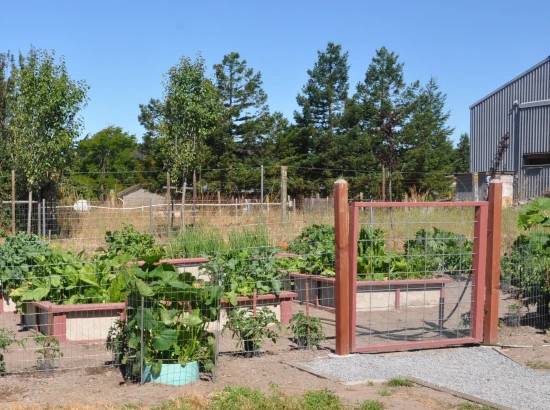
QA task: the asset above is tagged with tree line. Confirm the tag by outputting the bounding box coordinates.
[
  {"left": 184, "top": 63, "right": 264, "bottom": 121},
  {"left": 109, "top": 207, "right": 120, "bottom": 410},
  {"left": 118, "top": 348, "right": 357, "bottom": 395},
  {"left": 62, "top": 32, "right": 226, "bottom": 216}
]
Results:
[{"left": 0, "top": 43, "right": 471, "bottom": 206}]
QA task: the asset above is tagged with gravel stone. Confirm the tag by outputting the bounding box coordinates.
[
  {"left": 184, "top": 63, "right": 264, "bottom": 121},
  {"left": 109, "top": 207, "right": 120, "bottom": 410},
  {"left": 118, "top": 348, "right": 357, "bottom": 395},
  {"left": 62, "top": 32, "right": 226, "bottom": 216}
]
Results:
[{"left": 304, "top": 347, "right": 550, "bottom": 410}]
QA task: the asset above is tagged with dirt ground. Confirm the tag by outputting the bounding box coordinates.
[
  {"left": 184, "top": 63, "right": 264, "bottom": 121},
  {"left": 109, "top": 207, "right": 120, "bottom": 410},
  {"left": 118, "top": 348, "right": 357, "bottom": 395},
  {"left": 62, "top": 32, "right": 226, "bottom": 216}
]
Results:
[
  {"left": 1, "top": 284, "right": 549, "bottom": 409},
  {"left": 0, "top": 348, "right": 471, "bottom": 410}
]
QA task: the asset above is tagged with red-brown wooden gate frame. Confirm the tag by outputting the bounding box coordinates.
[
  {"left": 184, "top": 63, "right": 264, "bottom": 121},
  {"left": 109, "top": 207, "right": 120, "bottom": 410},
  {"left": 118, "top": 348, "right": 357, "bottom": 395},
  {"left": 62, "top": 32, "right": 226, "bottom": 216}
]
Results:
[{"left": 346, "top": 201, "right": 489, "bottom": 353}]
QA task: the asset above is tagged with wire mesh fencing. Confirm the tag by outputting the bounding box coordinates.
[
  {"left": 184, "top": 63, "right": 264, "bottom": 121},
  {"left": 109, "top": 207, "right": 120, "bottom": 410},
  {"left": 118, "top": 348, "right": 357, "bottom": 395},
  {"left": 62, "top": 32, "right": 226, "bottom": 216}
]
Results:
[
  {"left": 500, "top": 210, "right": 550, "bottom": 329},
  {"left": 349, "top": 204, "right": 483, "bottom": 351},
  {"left": 0, "top": 201, "right": 337, "bottom": 378}
]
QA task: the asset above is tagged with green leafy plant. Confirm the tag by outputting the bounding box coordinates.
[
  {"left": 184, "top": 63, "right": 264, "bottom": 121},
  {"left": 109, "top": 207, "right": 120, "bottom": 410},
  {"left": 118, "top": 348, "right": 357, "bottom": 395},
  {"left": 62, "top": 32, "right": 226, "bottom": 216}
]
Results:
[
  {"left": 108, "top": 256, "right": 221, "bottom": 381},
  {"left": 288, "top": 224, "right": 335, "bottom": 254},
  {"left": 222, "top": 307, "right": 281, "bottom": 357},
  {"left": 9, "top": 249, "right": 128, "bottom": 311},
  {"left": 0, "top": 328, "right": 25, "bottom": 374},
  {"left": 0, "top": 233, "right": 51, "bottom": 291},
  {"left": 34, "top": 334, "right": 63, "bottom": 370},
  {"left": 518, "top": 198, "right": 550, "bottom": 230},
  {"left": 404, "top": 228, "right": 473, "bottom": 276},
  {"left": 500, "top": 231, "right": 550, "bottom": 317},
  {"left": 288, "top": 312, "right": 325, "bottom": 349},
  {"left": 206, "top": 247, "right": 285, "bottom": 304},
  {"left": 100, "top": 223, "right": 164, "bottom": 259},
  {"left": 106, "top": 318, "right": 132, "bottom": 367}
]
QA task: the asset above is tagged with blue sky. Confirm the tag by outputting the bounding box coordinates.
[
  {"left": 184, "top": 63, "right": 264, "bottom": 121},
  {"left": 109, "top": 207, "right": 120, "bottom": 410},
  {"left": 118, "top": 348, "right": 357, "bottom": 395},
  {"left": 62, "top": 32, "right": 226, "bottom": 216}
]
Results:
[{"left": 1, "top": 0, "right": 549, "bottom": 145}]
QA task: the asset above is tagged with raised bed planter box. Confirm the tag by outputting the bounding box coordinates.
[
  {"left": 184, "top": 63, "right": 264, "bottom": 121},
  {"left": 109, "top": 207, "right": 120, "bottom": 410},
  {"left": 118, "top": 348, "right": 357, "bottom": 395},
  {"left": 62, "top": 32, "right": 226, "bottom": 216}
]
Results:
[
  {"left": 0, "top": 291, "right": 17, "bottom": 313},
  {"left": 289, "top": 272, "right": 452, "bottom": 311},
  {"left": 23, "top": 301, "right": 125, "bottom": 343}
]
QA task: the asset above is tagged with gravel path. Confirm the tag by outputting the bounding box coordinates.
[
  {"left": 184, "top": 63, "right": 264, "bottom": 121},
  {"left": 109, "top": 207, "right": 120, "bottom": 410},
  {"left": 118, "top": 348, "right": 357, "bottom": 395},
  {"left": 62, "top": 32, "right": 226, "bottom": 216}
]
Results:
[{"left": 305, "top": 347, "right": 550, "bottom": 410}]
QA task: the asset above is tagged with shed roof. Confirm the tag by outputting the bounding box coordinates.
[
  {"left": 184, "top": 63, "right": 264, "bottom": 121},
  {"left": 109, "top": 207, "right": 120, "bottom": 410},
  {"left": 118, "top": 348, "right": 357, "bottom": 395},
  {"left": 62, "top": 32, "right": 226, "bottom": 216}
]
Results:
[
  {"left": 117, "top": 184, "right": 143, "bottom": 197},
  {"left": 469, "top": 56, "right": 550, "bottom": 109}
]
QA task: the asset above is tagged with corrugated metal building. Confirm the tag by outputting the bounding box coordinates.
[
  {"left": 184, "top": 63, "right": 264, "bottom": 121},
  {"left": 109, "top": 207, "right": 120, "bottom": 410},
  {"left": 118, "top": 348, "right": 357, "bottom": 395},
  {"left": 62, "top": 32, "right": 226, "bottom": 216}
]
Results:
[{"left": 470, "top": 56, "right": 550, "bottom": 200}]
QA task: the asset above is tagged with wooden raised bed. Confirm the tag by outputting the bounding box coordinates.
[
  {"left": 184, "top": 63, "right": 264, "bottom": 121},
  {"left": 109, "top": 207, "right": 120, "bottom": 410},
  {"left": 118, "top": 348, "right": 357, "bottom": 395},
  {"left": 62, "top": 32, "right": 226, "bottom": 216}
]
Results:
[
  {"left": 24, "top": 301, "right": 125, "bottom": 343},
  {"left": 19, "top": 256, "right": 298, "bottom": 342},
  {"left": 289, "top": 272, "right": 452, "bottom": 312}
]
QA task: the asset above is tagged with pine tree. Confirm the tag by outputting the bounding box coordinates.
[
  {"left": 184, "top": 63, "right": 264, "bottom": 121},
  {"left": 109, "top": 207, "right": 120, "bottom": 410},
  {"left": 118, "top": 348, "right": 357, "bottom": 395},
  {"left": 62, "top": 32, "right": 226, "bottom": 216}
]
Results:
[
  {"left": 454, "top": 133, "right": 470, "bottom": 173},
  {"left": 294, "top": 42, "right": 349, "bottom": 135},
  {"left": 403, "top": 77, "right": 455, "bottom": 198},
  {"left": 213, "top": 52, "right": 269, "bottom": 157},
  {"left": 212, "top": 52, "right": 272, "bottom": 191},
  {"left": 293, "top": 42, "right": 350, "bottom": 194},
  {"left": 355, "top": 47, "right": 418, "bottom": 200}
]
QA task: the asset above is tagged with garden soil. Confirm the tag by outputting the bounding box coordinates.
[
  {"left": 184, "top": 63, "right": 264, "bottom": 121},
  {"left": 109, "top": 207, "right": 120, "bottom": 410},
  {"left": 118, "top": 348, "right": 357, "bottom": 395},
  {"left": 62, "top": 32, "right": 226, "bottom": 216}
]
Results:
[{"left": 0, "top": 349, "right": 467, "bottom": 409}]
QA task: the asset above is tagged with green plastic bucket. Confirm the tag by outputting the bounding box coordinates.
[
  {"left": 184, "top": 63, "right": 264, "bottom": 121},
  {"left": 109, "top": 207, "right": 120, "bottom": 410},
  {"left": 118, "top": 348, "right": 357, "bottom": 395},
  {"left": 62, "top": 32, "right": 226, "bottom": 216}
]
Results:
[{"left": 142, "top": 361, "right": 199, "bottom": 386}]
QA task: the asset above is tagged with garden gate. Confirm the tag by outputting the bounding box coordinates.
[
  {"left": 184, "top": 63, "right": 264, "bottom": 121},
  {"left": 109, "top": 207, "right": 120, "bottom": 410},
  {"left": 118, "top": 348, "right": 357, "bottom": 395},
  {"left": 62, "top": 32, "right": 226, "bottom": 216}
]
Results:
[{"left": 333, "top": 180, "right": 502, "bottom": 355}]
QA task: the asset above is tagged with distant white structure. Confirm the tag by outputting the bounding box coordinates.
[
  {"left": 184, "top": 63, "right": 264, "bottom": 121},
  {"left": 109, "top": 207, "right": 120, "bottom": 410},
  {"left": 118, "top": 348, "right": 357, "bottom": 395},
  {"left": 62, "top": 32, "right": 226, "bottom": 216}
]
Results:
[
  {"left": 117, "top": 185, "right": 165, "bottom": 208},
  {"left": 73, "top": 199, "right": 90, "bottom": 212}
]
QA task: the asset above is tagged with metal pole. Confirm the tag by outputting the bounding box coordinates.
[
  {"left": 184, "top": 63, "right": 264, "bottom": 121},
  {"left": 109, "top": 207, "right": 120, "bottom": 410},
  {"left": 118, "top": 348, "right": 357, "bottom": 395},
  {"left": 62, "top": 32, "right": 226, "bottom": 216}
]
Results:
[
  {"left": 260, "top": 165, "right": 264, "bottom": 224},
  {"left": 192, "top": 170, "right": 197, "bottom": 226},
  {"left": 334, "top": 179, "right": 350, "bottom": 356},
  {"left": 38, "top": 202, "right": 41, "bottom": 238},
  {"left": 42, "top": 199, "right": 46, "bottom": 238},
  {"left": 166, "top": 171, "right": 172, "bottom": 228},
  {"left": 11, "top": 170, "right": 15, "bottom": 235},
  {"left": 149, "top": 198, "right": 153, "bottom": 234},
  {"left": 140, "top": 296, "right": 145, "bottom": 385}
]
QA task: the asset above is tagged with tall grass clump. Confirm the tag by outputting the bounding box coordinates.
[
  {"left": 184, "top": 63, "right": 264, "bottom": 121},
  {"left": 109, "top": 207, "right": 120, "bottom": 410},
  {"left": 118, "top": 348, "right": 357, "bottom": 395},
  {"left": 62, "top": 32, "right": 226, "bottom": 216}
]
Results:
[{"left": 166, "top": 228, "right": 226, "bottom": 258}]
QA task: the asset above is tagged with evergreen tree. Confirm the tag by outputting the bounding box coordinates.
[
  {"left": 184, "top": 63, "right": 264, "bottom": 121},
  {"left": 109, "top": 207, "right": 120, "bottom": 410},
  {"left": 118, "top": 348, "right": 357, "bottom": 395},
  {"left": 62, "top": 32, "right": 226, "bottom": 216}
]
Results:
[
  {"left": 454, "top": 132, "right": 470, "bottom": 173},
  {"left": 355, "top": 47, "right": 418, "bottom": 200},
  {"left": 212, "top": 52, "right": 272, "bottom": 191},
  {"left": 293, "top": 42, "right": 350, "bottom": 194},
  {"left": 213, "top": 52, "right": 269, "bottom": 157},
  {"left": 403, "top": 77, "right": 455, "bottom": 198},
  {"left": 138, "top": 98, "right": 166, "bottom": 192},
  {"left": 294, "top": 42, "right": 349, "bottom": 134}
]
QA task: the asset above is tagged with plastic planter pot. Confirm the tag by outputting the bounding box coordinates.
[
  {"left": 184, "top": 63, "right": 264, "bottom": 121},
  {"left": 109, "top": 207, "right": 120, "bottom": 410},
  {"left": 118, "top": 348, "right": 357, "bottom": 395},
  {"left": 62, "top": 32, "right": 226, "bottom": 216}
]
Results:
[{"left": 142, "top": 361, "right": 200, "bottom": 386}]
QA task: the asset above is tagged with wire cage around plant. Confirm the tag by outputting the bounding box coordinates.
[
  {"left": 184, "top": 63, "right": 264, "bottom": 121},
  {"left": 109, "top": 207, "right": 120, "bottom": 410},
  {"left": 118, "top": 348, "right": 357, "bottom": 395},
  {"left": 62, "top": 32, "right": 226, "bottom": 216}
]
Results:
[{"left": 107, "top": 256, "right": 222, "bottom": 385}]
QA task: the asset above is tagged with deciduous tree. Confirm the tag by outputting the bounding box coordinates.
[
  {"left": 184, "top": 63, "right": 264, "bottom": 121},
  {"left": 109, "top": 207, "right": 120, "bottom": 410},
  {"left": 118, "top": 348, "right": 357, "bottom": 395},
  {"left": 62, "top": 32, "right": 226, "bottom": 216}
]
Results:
[{"left": 5, "top": 47, "right": 88, "bottom": 232}]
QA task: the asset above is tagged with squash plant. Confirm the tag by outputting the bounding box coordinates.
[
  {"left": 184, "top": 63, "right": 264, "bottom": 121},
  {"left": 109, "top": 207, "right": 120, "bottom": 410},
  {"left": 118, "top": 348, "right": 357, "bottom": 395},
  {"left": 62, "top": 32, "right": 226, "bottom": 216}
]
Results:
[{"left": 109, "top": 256, "right": 221, "bottom": 381}]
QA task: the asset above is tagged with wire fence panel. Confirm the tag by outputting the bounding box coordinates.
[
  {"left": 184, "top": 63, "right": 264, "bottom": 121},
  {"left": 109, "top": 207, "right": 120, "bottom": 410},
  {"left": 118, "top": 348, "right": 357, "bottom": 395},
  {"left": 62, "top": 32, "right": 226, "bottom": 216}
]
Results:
[
  {"left": 0, "top": 199, "right": 336, "bottom": 377},
  {"left": 500, "top": 222, "right": 550, "bottom": 329},
  {"left": 348, "top": 203, "right": 487, "bottom": 352}
]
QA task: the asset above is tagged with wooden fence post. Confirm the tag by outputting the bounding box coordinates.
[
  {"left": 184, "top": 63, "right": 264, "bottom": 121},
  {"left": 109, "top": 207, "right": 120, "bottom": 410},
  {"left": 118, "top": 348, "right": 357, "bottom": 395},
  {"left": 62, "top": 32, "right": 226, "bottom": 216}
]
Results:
[
  {"left": 484, "top": 180, "right": 502, "bottom": 344},
  {"left": 281, "top": 166, "right": 288, "bottom": 224},
  {"left": 334, "top": 179, "right": 350, "bottom": 356}
]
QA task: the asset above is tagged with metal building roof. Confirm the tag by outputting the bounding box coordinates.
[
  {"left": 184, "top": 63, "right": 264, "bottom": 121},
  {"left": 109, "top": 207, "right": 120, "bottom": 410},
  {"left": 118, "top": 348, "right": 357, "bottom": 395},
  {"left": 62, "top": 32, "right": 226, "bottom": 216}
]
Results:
[{"left": 469, "top": 56, "right": 550, "bottom": 109}]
